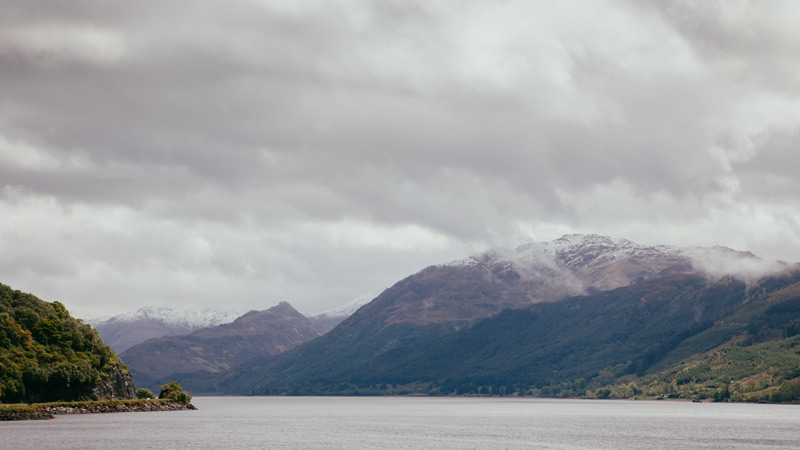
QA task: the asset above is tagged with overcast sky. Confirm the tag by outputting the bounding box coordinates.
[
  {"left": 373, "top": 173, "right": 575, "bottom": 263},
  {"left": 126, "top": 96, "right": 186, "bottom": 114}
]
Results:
[{"left": 2, "top": 0, "right": 799, "bottom": 318}]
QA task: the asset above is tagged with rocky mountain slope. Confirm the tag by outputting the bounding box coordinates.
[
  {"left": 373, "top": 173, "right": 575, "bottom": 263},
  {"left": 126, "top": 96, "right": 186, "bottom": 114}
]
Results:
[
  {"left": 222, "top": 267, "right": 800, "bottom": 399},
  {"left": 88, "top": 307, "right": 244, "bottom": 353},
  {"left": 375, "top": 267, "right": 800, "bottom": 400},
  {"left": 336, "top": 234, "right": 781, "bottom": 329},
  {"left": 119, "top": 302, "right": 323, "bottom": 391},
  {"left": 201, "top": 234, "right": 796, "bottom": 398},
  {"left": 0, "top": 283, "right": 135, "bottom": 403}
]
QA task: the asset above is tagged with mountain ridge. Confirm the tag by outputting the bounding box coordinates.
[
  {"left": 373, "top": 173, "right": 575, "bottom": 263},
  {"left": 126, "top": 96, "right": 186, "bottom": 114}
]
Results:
[
  {"left": 222, "top": 267, "right": 800, "bottom": 399},
  {"left": 119, "top": 301, "right": 325, "bottom": 391},
  {"left": 196, "top": 234, "right": 797, "bottom": 399},
  {"left": 89, "top": 291, "right": 379, "bottom": 353},
  {"left": 88, "top": 306, "right": 245, "bottom": 353}
]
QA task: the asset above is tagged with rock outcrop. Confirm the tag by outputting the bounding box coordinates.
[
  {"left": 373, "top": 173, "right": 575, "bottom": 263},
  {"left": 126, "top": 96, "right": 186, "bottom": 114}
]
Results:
[{"left": 92, "top": 365, "right": 137, "bottom": 400}]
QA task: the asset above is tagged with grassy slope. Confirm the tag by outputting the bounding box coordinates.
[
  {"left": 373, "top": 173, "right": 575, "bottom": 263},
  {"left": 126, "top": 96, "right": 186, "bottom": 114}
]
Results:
[
  {"left": 603, "top": 276, "right": 800, "bottom": 402},
  {"left": 604, "top": 334, "right": 800, "bottom": 402}
]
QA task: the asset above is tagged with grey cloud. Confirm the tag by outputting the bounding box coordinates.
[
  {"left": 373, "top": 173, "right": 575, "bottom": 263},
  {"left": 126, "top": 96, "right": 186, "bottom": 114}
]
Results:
[
  {"left": 1, "top": 0, "right": 799, "bottom": 316},
  {"left": 736, "top": 131, "right": 800, "bottom": 200}
]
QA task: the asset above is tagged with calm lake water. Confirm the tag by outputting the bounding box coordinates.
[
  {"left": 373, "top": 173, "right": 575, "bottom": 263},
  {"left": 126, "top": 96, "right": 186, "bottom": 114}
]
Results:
[{"left": 2, "top": 396, "right": 799, "bottom": 449}]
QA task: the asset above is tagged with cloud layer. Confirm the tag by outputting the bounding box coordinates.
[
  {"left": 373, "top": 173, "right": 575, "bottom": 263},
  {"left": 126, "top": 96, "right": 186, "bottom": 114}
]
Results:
[{"left": 2, "top": 0, "right": 799, "bottom": 317}]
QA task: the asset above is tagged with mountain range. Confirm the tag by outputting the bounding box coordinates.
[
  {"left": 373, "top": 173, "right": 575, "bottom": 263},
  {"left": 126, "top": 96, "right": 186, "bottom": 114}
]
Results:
[
  {"left": 98, "top": 234, "right": 800, "bottom": 403},
  {"left": 88, "top": 307, "right": 246, "bottom": 353},
  {"left": 179, "top": 234, "right": 799, "bottom": 402},
  {"left": 90, "top": 294, "right": 373, "bottom": 354},
  {"left": 118, "top": 302, "right": 355, "bottom": 391}
]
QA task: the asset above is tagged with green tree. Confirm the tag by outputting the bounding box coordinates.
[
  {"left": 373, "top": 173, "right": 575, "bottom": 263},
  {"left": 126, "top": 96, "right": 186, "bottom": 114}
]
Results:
[
  {"left": 159, "top": 381, "right": 192, "bottom": 405},
  {"left": 136, "top": 388, "right": 155, "bottom": 399},
  {"left": 0, "top": 283, "right": 130, "bottom": 403}
]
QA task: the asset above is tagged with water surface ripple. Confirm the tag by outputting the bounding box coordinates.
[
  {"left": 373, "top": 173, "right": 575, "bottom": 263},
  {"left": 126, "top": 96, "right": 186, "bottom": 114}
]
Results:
[{"left": 2, "top": 397, "right": 799, "bottom": 449}]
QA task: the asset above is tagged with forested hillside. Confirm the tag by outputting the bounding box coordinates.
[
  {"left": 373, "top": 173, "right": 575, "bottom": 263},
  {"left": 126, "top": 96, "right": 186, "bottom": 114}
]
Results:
[{"left": 0, "top": 283, "right": 135, "bottom": 403}]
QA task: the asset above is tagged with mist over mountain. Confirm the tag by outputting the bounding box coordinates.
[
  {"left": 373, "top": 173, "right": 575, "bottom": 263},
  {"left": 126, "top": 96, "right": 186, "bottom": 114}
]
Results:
[
  {"left": 329, "top": 234, "right": 784, "bottom": 329},
  {"left": 281, "top": 268, "right": 800, "bottom": 400},
  {"left": 191, "top": 234, "right": 797, "bottom": 399}
]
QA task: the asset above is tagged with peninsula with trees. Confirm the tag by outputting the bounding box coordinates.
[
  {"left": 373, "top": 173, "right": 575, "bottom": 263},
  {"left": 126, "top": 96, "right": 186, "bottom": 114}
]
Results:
[{"left": 0, "top": 282, "right": 194, "bottom": 420}]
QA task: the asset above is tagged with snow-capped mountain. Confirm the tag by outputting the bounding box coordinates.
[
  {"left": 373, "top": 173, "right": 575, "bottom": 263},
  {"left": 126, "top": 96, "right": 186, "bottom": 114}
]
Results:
[
  {"left": 445, "top": 233, "right": 787, "bottom": 298},
  {"left": 92, "top": 234, "right": 789, "bottom": 356},
  {"left": 344, "top": 233, "right": 791, "bottom": 328},
  {"left": 119, "top": 302, "right": 322, "bottom": 391},
  {"left": 90, "top": 306, "right": 244, "bottom": 330},
  {"left": 90, "top": 292, "right": 381, "bottom": 354},
  {"left": 88, "top": 306, "right": 244, "bottom": 353},
  {"left": 221, "top": 235, "right": 800, "bottom": 397}
]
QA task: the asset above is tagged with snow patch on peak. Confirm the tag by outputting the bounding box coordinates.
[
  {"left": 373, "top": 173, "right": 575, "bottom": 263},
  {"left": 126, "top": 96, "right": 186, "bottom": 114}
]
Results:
[
  {"left": 311, "top": 289, "right": 383, "bottom": 318},
  {"left": 87, "top": 306, "right": 244, "bottom": 329},
  {"left": 444, "top": 234, "right": 652, "bottom": 270},
  {"left": 545, "top": 234, "right": 639, "bottom": 252},
  {"left": 542, "top": 234, "right": 669, "bottom": 257}
]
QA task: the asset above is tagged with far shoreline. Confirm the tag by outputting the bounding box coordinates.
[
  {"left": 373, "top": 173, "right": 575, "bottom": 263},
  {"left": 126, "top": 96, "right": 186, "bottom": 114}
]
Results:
[{"left": 189, "top": 393, "right": 797, "bottom": 405}]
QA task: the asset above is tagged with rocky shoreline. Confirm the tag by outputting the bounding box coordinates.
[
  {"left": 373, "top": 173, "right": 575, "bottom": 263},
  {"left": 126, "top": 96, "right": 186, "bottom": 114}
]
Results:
[{"left": 0, "top": 399, "right": 196, "bottom": 421}]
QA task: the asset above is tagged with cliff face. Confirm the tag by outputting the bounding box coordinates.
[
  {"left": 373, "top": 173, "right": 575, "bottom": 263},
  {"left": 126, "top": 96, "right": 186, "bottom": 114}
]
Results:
[{"left": 92, "top": 365, "right": 137, "bottom": 400}]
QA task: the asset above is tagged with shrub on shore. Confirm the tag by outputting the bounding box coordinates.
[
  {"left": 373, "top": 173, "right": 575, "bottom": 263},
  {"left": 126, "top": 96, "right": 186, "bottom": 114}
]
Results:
[
  {"left": 159, "top": 381, "right": 192, "bottom": 405},
  {"left": 136, "top": 388, "right": 155, "bottom": 399}
]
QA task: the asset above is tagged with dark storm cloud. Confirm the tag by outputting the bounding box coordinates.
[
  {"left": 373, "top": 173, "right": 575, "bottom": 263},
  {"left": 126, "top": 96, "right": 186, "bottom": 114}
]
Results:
[{"left": 1, "top": 0, "right": 799, "bottom": 316}]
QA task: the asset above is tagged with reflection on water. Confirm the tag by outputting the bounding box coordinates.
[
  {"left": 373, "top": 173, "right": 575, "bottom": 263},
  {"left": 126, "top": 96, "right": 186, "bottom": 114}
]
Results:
[{"left": 2, "top": 397, "right": 799, "bottom": 449}]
